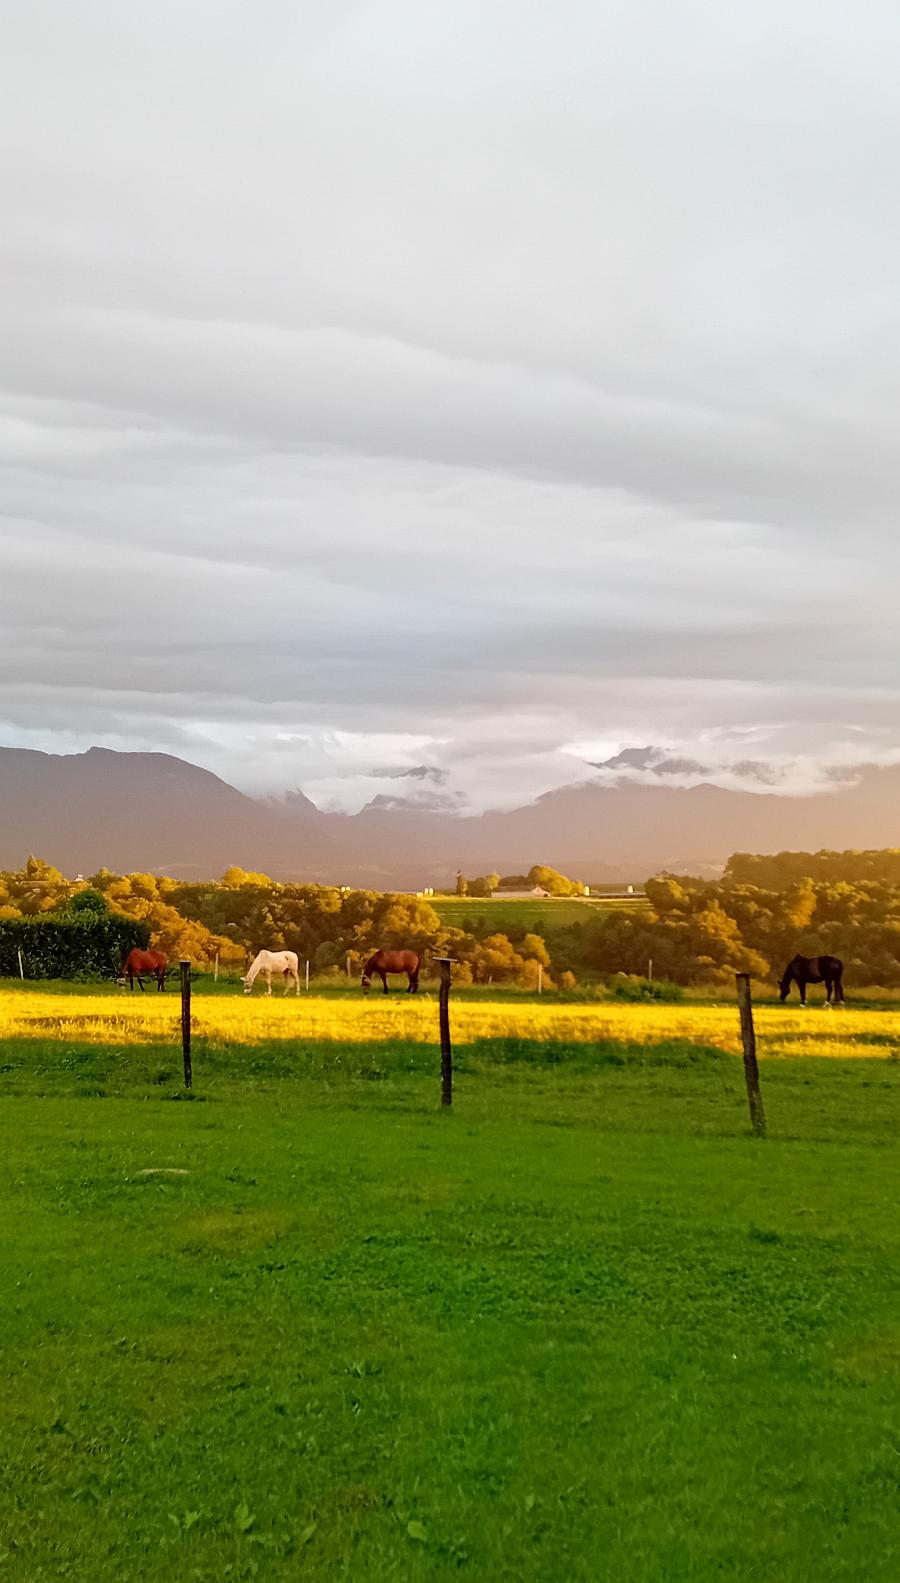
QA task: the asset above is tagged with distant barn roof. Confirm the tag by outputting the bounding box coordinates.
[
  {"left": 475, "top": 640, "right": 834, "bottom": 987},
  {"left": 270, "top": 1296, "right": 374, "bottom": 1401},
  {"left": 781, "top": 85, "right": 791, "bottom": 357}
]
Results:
[{"left": 493, "top": 886, "right": 550, "bottom": 898}]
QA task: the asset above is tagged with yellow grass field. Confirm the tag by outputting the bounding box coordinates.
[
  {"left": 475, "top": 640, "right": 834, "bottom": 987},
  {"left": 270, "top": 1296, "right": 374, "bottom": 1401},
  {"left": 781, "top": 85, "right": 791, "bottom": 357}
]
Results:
[{"left": 2, "top": 986, "right": 898, "bottom": 1061}]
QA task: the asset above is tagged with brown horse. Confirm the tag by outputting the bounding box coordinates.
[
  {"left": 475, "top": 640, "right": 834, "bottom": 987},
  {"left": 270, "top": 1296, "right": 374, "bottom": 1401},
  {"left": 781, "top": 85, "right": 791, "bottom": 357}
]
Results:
[
  {"left": 779, "top": 954, "right": 844, "bottom": 1006},
  {"left": 119, "top": 948, "right": 168, "bottom": 991},
  {"left": 361, "top": 949, "right": 421, "bottom": 995}
]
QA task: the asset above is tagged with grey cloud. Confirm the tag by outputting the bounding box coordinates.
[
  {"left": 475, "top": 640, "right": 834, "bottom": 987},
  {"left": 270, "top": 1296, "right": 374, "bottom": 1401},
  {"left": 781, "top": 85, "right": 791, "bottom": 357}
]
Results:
[
  {"left": 371, "top": 766, "right": 449, "bottom": 784},
  {"left": 0, "top": 1, "right": 897, "bottom": 813}
]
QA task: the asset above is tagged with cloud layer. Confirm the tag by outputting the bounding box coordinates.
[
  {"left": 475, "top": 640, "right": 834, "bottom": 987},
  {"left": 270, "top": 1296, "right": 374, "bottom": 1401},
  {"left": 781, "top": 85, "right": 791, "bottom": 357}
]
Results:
[{"left": 1, "top": 1, "right": 896, "bottom": 811}]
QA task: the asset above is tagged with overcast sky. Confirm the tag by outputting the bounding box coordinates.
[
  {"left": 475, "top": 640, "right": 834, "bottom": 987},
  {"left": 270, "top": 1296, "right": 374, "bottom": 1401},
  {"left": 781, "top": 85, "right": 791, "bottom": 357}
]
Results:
[{"left": 1, "top": 1, "right": 897, "bottom": 812}]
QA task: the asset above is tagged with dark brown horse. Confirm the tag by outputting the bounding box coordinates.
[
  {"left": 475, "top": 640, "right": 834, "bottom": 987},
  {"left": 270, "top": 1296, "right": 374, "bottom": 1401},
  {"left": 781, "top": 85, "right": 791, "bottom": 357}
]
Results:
[
  {"left": 119, "top": 948, "right": 168, "bottom": 991},
  {"left": 361, "top": 949, "right": 421, "bottom": 995},
  {"left": 779, "top": 954, "right": 844, "bottom": 1006}
]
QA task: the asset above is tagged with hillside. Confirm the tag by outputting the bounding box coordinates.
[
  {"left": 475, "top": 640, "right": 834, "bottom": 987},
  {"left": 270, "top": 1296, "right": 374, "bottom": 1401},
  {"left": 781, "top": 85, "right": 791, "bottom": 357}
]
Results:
[
  {"left": 0, "top": 747, "right": 328, "bottom": 879},
  {"left": 2, "top": 745, "right": 900, "bottom": 884}
]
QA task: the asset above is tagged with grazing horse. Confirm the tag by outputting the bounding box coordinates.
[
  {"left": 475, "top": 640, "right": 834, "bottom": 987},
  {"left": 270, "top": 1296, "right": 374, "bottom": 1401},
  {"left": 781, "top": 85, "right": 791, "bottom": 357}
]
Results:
[
  {"left": 361, "top": 949, "right": 421, "bottom": 995},
  {"left": 779, "top": 954, "right": 844, "bottom": 1006},
  {"left": 119, "top": 948, "right": 167, "bottom": 992},
  {"left": 242, "top": 949, "right": 300, "bottom": 996}
]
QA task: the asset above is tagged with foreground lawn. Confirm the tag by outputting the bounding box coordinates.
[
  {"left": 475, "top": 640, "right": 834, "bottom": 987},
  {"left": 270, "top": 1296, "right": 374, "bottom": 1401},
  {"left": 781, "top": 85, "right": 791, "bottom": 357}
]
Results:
[{"left": 1, "top": 990, "right": 899, "bottom": 1579}]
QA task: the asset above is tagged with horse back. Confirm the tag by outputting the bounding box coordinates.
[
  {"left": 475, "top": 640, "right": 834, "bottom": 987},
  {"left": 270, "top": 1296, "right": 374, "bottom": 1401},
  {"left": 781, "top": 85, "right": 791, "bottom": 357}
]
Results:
[
  {"left": 371, "top": 948, "right": 420, "bottom": 972},
  {"left": 125, "top": 948, "right": 166, "bottom": 973},
  {"left": 794, "top": 953, "right": 842, "bottom": 981}
]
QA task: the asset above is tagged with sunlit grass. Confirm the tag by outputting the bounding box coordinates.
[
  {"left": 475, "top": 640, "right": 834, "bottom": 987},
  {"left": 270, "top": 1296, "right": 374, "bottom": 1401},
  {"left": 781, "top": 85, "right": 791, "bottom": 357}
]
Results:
[{"left": 1, "top": 982, "right": 898, "bottom": 1061}]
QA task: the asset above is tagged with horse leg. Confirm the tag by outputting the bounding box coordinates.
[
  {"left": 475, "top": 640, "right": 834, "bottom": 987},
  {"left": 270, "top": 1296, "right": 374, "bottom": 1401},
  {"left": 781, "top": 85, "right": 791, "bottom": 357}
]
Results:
[
  {"left": 381, "top": 970, "right": 389, "bottom": 995},
  {"left": 265, "top": 970, "right": 272, "bottom": 997},
  {"left": 158, "top": 969, "right": 165, "bottom": 991}
]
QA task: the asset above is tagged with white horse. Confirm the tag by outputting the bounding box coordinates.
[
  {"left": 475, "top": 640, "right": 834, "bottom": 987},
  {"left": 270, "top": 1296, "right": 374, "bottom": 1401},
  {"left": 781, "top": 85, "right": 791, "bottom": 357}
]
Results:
[{"left": 242, "top": 949, "right": 300, "bottom": 996}]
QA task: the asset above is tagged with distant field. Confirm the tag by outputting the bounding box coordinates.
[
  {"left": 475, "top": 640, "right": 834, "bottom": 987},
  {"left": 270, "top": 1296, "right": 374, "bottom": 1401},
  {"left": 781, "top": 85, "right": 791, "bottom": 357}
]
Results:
[{"left": 430, "top": 894, "right": 648, "bottom": 934}]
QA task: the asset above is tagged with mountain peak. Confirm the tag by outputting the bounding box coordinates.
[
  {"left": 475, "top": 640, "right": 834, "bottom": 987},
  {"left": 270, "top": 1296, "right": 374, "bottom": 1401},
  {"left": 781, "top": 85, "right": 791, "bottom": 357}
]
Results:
[{"left": 1, "top": 744, "right": 899, "bottom": 887}]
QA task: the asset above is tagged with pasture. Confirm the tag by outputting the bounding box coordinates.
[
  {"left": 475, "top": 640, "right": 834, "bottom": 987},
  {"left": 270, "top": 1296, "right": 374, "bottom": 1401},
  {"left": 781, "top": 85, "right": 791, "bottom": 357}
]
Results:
[
  {"left": 429, "top": 893, "right": 648, "bottom": 936},
  {"left": 2, "top": 981, "right": 900, "bottom": 1581}
]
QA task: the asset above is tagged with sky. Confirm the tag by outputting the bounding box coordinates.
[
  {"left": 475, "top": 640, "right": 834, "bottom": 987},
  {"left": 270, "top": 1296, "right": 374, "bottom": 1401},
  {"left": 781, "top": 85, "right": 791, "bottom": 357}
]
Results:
[{"left": 1, "top": 0, "right": 897, "bottom": 813}]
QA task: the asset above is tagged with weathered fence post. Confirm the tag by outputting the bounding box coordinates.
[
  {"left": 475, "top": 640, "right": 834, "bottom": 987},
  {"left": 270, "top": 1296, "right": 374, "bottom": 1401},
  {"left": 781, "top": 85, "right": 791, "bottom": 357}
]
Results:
[
  {"left": 17, "top": 949, "right": 24, "bottom": 980},
  {"left": 346, "top": 954, "right": 351, "bottom": 979},
  {"left": 648, "top": 957, "right": 653, "bottom": 983},
  {"left": 537, "top": 962, "right": 543, "bottom": 995},
  {"left": 305, "top": 959, "right": 310, "bottom": 992},
  {"left": 735, "top": 973, "right": 766, "bottom": 1137},
  {"left": 433, "top": 957, "right": 456, "bottom": 1108},
  {"left": 214, "top": 950, "right": 219, "bottom": 982},
  {"left": 180, "top": 960, "right": 192, "bottom": 1090}
]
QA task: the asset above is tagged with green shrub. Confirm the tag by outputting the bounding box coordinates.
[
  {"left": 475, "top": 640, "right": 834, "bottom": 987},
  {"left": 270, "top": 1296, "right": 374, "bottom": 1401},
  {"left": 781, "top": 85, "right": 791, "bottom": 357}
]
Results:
[
  {"left": 0, "top": 914, "right": 151, "bottom": 981},
  {"left": 612, "top": 975, "right": 684, "bottom": 1003}
]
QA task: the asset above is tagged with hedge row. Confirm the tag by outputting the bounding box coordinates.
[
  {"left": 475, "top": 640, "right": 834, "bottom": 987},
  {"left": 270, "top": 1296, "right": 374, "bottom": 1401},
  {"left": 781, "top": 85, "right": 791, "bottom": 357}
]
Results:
[{"left": 0, "top": 915, "right": 151, "bottom": 981}]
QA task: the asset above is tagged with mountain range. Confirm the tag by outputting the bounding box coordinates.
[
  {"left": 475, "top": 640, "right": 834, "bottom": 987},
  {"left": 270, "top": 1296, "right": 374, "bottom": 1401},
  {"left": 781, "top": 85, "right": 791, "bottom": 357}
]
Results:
[{"left": 1, "top": 744, "right": 900, "bottom": 887}]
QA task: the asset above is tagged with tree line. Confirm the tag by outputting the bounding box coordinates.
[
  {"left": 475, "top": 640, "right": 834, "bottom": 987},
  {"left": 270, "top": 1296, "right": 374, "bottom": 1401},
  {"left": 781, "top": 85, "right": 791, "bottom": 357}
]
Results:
[
  {"left": 0, "top": 858, "right": 571, "bottom": 988},
  {"left": 455, "top": 865, "right": 589, "bottom": 897},
  {"left": 3, "top": 848, "right": 900, "bottom": 987},
  {"left": 559, "top": 850, "right": 900, "bottom": 986}
]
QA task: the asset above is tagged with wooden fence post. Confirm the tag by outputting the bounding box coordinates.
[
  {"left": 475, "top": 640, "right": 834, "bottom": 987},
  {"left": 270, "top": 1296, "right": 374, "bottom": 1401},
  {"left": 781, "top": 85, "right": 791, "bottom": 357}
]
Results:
[
  {"left": 305, "top": 959, "right": 310, "bottom": 992},
  {"left": 346, "top": 954, "right": 352, "bottom": 979},
  {"left": 180, "top": 960, "right": 192, "bottom": 1090},
  {"left": 214, "top": 950, "right": 219, "bottom": 982},
  {"left": 735, "top": 973, "right": 766, "bottom": 1137},
  {"left": 433, "top": 957, "right": 456, "bottom": 1108},
  {"left": 537, "top": 963, "right": 543, "bottom": 995},
  {"left": 17, "top": 949, "right": 24, "bottom": 980}
]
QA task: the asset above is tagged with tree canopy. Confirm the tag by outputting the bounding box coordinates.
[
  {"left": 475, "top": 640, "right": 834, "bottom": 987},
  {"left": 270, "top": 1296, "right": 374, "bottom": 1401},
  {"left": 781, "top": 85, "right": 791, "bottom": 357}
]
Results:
[{"left": 2, "top": 847, "right": 900, "bottom": 987}]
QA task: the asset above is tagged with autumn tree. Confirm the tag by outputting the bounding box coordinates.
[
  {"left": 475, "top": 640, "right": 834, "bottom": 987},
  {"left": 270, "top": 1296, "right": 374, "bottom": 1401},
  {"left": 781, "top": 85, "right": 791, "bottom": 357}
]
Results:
[{"left": 527, "top": 865, "right": 586, "bottom": 897}]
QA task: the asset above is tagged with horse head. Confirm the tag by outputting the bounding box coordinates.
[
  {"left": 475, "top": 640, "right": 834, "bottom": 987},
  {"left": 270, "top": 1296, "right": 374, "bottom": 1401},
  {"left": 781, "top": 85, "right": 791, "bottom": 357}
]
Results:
[
  {"left": 779, "top": 957, "right": 799, "bottom": 1001},
  {"left": 360, "top": 972, "right": 371, "bottom": 996},
  {"left": 241, "top": 976, "right": 253, "bottom": 995}
]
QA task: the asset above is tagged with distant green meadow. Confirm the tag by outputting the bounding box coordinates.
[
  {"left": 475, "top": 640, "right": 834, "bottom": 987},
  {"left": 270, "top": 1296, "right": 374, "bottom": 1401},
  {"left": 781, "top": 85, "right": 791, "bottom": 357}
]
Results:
[
  {"left": 2, "top": 986, "right": 899, "bottom": 1580},
  {"left": 429, "top": 893, "right": 648, "bottom": 935}
]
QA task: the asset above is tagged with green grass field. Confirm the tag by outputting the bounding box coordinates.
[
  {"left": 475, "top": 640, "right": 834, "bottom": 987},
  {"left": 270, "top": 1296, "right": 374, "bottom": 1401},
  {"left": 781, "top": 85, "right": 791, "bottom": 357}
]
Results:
[
  {"left": 2, "top": 982, "right": 899, "bottom": 1581},
  {"left": 430, "top": 894, "right": 647, "bottom": 935}
]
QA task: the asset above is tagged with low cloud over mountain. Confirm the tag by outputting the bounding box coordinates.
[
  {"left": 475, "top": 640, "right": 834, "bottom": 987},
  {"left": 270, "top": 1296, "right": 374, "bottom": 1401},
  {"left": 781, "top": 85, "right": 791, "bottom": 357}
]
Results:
[
  {"left": 4, "top": 745, "right": 900, "bottom": 890},
  {"left": 585, "top": 744, "right": 896, "bottom": 798}
]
